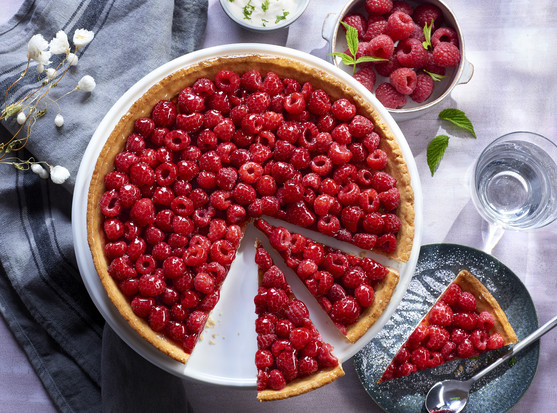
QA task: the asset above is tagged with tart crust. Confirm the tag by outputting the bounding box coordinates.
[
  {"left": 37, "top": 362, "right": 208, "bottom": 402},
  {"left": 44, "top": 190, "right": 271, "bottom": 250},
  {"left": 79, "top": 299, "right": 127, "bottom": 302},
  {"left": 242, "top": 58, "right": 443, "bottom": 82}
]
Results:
[{"left": 87, "top": 54, "right": 415, "bottom": 365}]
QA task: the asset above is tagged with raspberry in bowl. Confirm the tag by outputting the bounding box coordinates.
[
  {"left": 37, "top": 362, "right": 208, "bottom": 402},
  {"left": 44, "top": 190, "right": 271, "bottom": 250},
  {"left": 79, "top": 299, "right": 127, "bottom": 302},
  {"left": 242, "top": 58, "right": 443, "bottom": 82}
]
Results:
[{"left": 323, "top": 0, "right": 474, "bottom": 121}]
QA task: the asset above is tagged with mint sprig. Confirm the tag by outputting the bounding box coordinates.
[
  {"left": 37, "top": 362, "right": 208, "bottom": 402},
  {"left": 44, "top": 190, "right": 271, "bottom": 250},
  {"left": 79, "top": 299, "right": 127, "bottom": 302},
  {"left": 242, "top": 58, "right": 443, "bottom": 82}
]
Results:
[
  {"left": 424, "top": 69, "right": 447, "bottom": 82},
  {"left": 439, "top": 108, "right": 476, "bottom": 138},
  {"left": 422, "top": 21, "right": 433, "bottom": 50},
  {"left": 427, "top": 109, "right": 477, "bottom": 176},
  {"left": 330, "top": 22, "right": 387, "bottom": 75}
]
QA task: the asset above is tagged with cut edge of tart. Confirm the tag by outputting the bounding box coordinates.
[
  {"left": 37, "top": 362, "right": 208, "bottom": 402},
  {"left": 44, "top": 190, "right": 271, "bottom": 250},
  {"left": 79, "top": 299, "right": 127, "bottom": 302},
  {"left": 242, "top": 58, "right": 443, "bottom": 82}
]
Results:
[
  {"left": 254, "top": 242, "right": 345, "bottom": 401},
  {"left": 378, "top": 269, "right": 518, "bottom": 383},
  {"left": 255, "top": 218, "right": 400, "bottom": 343},
  {"left": 86, "top": 53, "right": 415, "bottom": 365}
]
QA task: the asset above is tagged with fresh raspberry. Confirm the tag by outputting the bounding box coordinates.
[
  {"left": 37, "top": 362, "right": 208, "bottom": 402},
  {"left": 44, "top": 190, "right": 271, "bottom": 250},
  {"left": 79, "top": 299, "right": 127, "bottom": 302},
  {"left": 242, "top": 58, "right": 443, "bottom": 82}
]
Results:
[
  {"left": 396, "top": 38, "right": 428, "bottom": 68},
  {"left": 441, "top": 282, "right": 462, "bottom": 306},
  {"left": 407, "top": 323, "right": 428, "bottom": 349},
  {"left": 389, "top": 67, "right": 417, "bottom": 95},
  {"left": 206, "top": 90, "right": 231, "bottom": 113},
  {"left": 433, "top": 42, "right": 461, "bottom": 67},
  {"left": 456, "top": 337, "right": 477, "bottom": 358},
  {"left": 354, "top": 233, "right": 378, "bottom": 250},
  {"left": 363, "top": 16, "right": 387, "bottom": 41},
  {"left": 186, "top": 310, "right": 208, "bottom": 335},
  {"left": 375, "top": 82, "right": 407, "bottom": 109},
  {"left": 428, "top": 301, "right": 454, "bottom": 326},
  {"left": 246, "top": 91, "right": 271, "bottom": 113},
  {"left": 454, "top": 311, "right": 479, "bottom": 331},
  {"left": 375, "top": 56, "right": 400, "bottom": 79},
  {"left": 376, "top": 233, "right": 397, "bottom": 253},
  {"left": 268, "top": 369, "right": 286, "bottom": 391},
  {"left": 431, "top": 27, "right": 459, "bottom": 48},
  {"left": 164, "top": 129, "right": 191, "bottom": 151},
  {"left": 379, "top": 187, "right": 400, "bottom": 211},
  {"left": 354, "top": 284, "right": 375, "bottom": 307},
  {"left": 477, "top": 311, "right": 495, "bottom": 331},
  {"left": 151, "top": 100, "right": 176, "bottom": 127},
  {"left": 130, "top": 198, "right": 155, "bottom": 227},
  {"left": 330, "top": 296, "right": 361, "bottom": 325},
  {"left": 349, "top": 114, "right": 374, "bottom": 138},
  {"left": 131, "top": 296, "right": 155, "bottom": 318},
  {"left": 385, "top": 10, "right": 414, "bottom": 41},
  {"left": 366, "top": 148, "right": 388, "bottom": 170},
  {"left": 134, "top": 117, "right": 155, "bottom": 138},
  {"left": 191, "top": 78, "right": 215, "bottom": 97},
  {"left": 410, "top": 346, "right": 430, "bottom": 370},
  {"left": 471, "top": 329, "right": 488, "bottom": 351},
  {"left": 262, "top": 72, "right": 283, "bottom": 96},
  {"left": 307, "top": 89, "right": 331, "bottom": 115},
  {"left": 367, "top": 34, "right": 395, "bottom": 60},
  {"left": 365, "top": 0, "right": 393, "bottom": 15},
  {"left": 342, "top": 13, "right": 368, "bottom": 40},
  {"left": 413, "top": 4, "right": 443, "bottom": 29},
  {"left": 330, "top": 99, "right": 355, "bottom": 122},
  {"left": 409, "top": 73, "right": 434, "bottom": 103},
  {"left": 391, "top": 1, "right": 413, "bottom": 15},
  {"left": 371, "top": 171, "right": 396, "bottom": 192},
  {"left": 255, "top": 349, "right": 274, "bottom": 370}
]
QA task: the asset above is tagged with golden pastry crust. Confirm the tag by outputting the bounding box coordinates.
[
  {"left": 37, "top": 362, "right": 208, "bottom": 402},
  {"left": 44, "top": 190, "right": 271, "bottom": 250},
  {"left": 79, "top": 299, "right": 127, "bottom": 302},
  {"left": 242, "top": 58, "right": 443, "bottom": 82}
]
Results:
[
  {"left": 453, "top": 270, "right": 518, "bottom": 345},
  {"left": 257, "top": 364, "right": 345, "bottom": 401},
  {"left": 346, "top": 268, "right": 400, "bottom": 343},
  {"left": 87, "top": 54, "right": 415, "bottom": 365}
]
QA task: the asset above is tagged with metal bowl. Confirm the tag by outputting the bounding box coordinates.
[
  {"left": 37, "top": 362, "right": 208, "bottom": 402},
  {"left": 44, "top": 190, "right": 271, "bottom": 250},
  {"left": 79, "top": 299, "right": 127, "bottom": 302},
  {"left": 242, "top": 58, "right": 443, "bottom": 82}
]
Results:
[
  {"left": 322, "top": 0, "right": 474, "bottom": 121},
  {"left": 219, "top": 0, "right": 310, "bottom": 32}
]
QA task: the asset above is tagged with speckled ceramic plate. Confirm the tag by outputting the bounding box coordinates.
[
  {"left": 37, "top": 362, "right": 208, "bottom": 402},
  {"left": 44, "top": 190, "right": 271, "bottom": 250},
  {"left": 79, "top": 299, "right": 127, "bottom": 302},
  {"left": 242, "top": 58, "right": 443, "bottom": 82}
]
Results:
[{"left": 353, "top": 243, "right": 539, "bottom": 413}]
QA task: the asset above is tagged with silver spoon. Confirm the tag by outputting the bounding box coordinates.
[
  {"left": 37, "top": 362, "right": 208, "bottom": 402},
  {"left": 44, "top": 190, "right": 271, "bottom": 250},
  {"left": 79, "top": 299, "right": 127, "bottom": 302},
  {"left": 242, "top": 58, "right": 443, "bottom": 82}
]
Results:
[{"left": 424, "top": 314, "right": 557, "bottom": 413}]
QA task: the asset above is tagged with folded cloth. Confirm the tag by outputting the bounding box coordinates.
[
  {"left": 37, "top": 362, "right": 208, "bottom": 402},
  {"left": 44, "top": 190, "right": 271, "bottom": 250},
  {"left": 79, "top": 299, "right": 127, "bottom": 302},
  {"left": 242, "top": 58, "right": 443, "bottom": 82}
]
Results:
[{"left": 0, "top": 0, "right": 207, "bottom": 412}]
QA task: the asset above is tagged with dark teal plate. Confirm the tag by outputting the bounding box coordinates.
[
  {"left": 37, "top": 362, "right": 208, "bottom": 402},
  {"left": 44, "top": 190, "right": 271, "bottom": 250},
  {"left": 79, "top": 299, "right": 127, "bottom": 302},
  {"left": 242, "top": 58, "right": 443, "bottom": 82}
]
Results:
[{"left": 354, "top": 243, "right": 539, "bottom": 413}]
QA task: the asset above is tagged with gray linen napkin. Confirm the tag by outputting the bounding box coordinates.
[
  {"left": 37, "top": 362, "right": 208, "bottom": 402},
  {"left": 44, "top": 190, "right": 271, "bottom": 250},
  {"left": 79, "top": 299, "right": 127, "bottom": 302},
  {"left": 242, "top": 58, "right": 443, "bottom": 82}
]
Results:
[{"left": 0, "top": 0, "right": 207, "bottom": 411}]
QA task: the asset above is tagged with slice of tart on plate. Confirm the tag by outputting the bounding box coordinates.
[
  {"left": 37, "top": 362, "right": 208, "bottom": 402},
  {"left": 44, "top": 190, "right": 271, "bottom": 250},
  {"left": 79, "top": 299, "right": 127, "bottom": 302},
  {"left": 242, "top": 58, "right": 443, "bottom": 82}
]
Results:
[
  {"left": 379, "top": 269, "right": 517, "bottom": 382},
  {"left": 254, "top": 218, "right": 400, "bottom": 343},
  {"left": 254, "top": 243, "right": 344, "bottom": 401}
]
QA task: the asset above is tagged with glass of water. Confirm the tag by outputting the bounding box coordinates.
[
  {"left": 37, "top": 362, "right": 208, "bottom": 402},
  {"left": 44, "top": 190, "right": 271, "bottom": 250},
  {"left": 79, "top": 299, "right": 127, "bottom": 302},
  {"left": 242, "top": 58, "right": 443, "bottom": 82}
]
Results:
[{"left": 471, "top": 131, "right": 557, "bottom": 253}]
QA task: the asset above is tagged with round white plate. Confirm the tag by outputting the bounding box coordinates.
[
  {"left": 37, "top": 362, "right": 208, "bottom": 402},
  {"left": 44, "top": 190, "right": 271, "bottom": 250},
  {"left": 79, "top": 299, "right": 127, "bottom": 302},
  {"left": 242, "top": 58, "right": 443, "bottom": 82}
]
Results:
[{"left": 71, "top": 43, "right": 423, "bottom": 387}]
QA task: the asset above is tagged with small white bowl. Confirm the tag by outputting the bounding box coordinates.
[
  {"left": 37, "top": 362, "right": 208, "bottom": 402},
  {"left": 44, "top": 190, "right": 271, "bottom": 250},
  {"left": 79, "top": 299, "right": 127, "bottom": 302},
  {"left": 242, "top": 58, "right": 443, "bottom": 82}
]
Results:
[
  {"left": 220, "top": 0, "right": 310, "bottom": 32},
  {"left": 322, "top": 0, "right": 474, "bottom": 121}
]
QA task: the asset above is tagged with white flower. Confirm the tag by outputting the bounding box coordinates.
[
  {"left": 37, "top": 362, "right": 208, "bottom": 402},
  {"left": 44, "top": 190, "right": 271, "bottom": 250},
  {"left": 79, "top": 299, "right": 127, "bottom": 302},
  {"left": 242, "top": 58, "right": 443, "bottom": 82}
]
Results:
[
  {"left": 67, "top": 53, "right": 79, "bottom": 66},
  {"left": 73, "top": 29, "right": 94, "bottom": 49},
  {"left": 50, "top": 165, "right": 70, "bottom": 184},
  {"left": 31, "top": 163, "right": 49, "bottom": 179},
  {"left": 45, "top": 68, "right": 56, "bottom": 79},
  {"left": 76, "top": 75, "right": 96, "bottom": 92},
  {"left": 54, "top": 114, "right": 64, "bottom": 127},
  {"left": 49, "top": 30, "right": 70, "bottom": 55},
  {"left": 27, "top": 34, "right": 51, "bottom": 65},
  {"left": 37, "top": 63, "right": 45, "bottom": 73},
  {"left": 16, "top": 111, "right": 27, "bottom": 125}
]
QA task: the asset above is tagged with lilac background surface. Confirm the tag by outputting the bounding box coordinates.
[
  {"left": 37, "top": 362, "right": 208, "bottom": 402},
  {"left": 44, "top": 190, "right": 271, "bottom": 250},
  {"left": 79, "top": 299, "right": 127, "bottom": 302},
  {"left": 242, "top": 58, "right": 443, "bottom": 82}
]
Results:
[{"left": 0, "top": 0, "right": 556, "bottom": 411}]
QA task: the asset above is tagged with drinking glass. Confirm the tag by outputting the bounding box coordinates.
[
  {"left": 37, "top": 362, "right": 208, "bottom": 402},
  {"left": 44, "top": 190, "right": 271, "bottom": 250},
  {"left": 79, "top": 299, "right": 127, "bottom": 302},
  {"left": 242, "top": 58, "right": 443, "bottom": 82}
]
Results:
[{"left": 470, "top": 131, "right": 557, "bottom": 253}]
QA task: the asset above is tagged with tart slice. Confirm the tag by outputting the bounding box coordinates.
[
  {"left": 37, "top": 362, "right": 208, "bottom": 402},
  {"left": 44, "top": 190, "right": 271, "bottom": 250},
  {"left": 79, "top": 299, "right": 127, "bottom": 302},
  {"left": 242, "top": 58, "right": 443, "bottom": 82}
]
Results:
[
  {"left": 379, "top": 270, "right": 517, "bottom": 382},
  {"left": 255, "top": 218, "right": 399, "bottom": 343},
  {"left": 254, "top": 243, "right": 345, "bottom": 401}
]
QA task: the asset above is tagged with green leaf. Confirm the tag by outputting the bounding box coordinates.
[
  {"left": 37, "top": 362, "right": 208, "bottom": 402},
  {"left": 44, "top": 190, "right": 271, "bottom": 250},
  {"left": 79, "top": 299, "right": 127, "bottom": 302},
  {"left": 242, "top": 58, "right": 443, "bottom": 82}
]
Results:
[
  {"left": 422, "top": 21, "right": 433, "bottom": 50},
  {"left": 439, "top": 108, "right": 477, "bottom": 138},
  {"left": 427, "top": 134, "right": 450, "bottom": 176},
  {"left": 354, "top": 56, "right": 388, "bottom": 64},
  {"left": 329, "top": 52, "right": 356, "bottom": 66},
  {"left": 424, "top": 69, "right": 447, "bottom": 82},
  {"left": 340, "top": 21, "right": 359, "bottom": 59}
]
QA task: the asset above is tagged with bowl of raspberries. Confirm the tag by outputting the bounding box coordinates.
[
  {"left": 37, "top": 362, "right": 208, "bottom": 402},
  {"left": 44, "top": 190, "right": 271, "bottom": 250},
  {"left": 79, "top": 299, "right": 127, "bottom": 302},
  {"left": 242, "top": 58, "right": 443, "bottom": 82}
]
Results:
[{"left": 323, "top": 0, "right": 473, "bottom": 121}]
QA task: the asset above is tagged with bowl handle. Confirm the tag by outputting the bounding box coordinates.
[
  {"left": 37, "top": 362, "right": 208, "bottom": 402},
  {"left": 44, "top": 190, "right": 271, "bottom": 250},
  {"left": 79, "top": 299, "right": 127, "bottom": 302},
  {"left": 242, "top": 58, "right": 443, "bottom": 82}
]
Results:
[
  {"left": 321, "top": 12, "right": 338, "bottom": 43},
  {"left": 458, "top": 59, "right": 474, "bottom": 85}
]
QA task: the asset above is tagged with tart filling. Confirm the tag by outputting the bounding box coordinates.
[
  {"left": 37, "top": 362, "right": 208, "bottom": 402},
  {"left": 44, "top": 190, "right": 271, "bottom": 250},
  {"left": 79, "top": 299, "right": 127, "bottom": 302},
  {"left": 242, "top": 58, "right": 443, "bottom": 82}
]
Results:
[
  {"left": 87, "top": 54, "right": 415, "bottom": 365},
  {"left": 255, "top": 218, "right": 399, "bottom": 342},
  {"left": 379, "top": 270, "right": 517, "bottom": 382},
  {"left": 254, "top": 243, "right": 344, "bottom": 401}
]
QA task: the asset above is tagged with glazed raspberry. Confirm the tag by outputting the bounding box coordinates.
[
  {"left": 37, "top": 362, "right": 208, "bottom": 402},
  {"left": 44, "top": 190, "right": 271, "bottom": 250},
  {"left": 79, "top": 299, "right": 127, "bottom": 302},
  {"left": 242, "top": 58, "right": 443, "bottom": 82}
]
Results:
[
  {"left": 134, "top": 117, "right": 155, "bottom": 138},
  {"left": 371, "top": 171, "right": 396, "bottom": 192},
  {"left": 331, "top": 98, "right": 356, "bottom": 122},
  {"left": 139, "top": 274, "right": 166, "bottom": 297},
  {"left": 328, "top": 142, "right": 352, "bottom": 165},
  {"left": 385, "top": 10, "right": 414, "bottom": 41},
  {"left": 433, "top": 42, "right": 461, "bottom": 67},
  {"left": 214, "top": 70, "right": 240, "bottom": 93},
  {"left": 396, "top": 38, "right": 428, "bottom": 68},
  {"left": 456, "top": 337, "right": 476, "bottom": 358},
  {"left": 376, "top": 233, "right": 397, "bottom": 253},
  {"left": 206, "top": 90, "right": 230, "bottom": 113},
  {"left": 342, "top": 13, "right": 367, "bottom": 40},
  {"left": 331, "top": 297, "right": 361, "bottom": 325},
  {"left": 151, "top": 100, "right": 176, "bottom": 127},
  {"left": 365, "top": 0, "right": 393, "bottom": 15},
  {"left": 409, "top": 73, "right": 434, "bottom": 103},
  {"left": 307, "top": 89, "right": 331, "bottom": 115},
  {"left": 487, "top": 333, "right": 505, "bottom": 350},
  {"left": 378, "top": 187, "right": 400, "bottom": 211},
  {"left": 240, "top": 69, "right": 263, "bottom": 92},
  {"left": 246, "top": 91, "right": 271, "bottom": 113},
  {"left": 375, "top": 82, "right": 407, "bottom": 109},
  {"left": 454, "top": 311, "right": 478, "bottom": 331},
  {"left": 428, "top": 301, "right": 453, "bottom": 326},
  {"left": 367, "top": 34, "right": 395, "bottom": 59},
  {"left": 283, "top": 92, "right": 305, "bottom": 114},
  {"left": 389, "top": 67, "right": 417, "bottom": 95},
  {"left": 262, "top": 72, "right": 283, "bottom": 96},
  {"left": 362, "top": 212, "right": 384, "bottom": 234},
  {"left": 131, "top": 296, "right": 155, "bottom": 318},
  {"left": 349, "top": 115, "right": 374, "bottom": 138},
  {"left": 164, "top": 129, "right": 191, "bottom": 151}
]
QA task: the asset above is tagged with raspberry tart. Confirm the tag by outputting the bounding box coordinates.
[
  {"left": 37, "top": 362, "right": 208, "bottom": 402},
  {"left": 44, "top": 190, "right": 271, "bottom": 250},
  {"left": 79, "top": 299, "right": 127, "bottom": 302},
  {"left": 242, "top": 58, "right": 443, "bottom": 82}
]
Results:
[
  {"left": 379, "top": 270, "right": 517, "bottom": 382},
  {"left": 254, "top": 243, "right": 344, "bottom": 401},
  {"left": 86, "top": 53, "right": 415, "bottom": 365},
  {"left": 255, "top": 218, "right": 399, "bottom": 342}
]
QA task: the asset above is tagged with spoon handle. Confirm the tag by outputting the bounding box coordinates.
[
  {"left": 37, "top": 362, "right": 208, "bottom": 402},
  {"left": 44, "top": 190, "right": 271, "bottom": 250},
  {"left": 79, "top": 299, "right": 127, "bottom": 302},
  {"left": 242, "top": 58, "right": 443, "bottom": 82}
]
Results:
[{"left": 471, "top": 314, "right": 557, "bottom": 383}]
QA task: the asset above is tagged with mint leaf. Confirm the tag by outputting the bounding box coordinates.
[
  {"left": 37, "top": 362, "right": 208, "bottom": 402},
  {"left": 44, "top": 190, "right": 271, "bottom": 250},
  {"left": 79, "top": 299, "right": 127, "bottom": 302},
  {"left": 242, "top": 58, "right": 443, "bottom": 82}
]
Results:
[
  {"left": 340, "top": 21, "right": 359, "bottom": 59},
  {"left": 355, "top": 56, "right": 388, "bottom": 65},
  {"left": 330, "top": 52, "right": 356, "bottom": 66},
  {"left": 439, "top": 108, "right": 477, "bottom": 138},
  {"left": 422, "top": 21, "right": 433, "bottom": 50},
  {"left": 424, "top": 69, "right": 447, "bottom": 82},
  {"left": 427, "top": 134, "right": 450, "bottom": 176}
]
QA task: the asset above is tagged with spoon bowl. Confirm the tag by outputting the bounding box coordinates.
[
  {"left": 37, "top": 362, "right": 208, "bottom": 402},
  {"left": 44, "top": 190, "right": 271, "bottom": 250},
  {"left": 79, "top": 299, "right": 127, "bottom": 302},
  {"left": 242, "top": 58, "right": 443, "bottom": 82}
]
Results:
[{"left": 424, "top": 314, "right": 557, "bottom": 413}]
